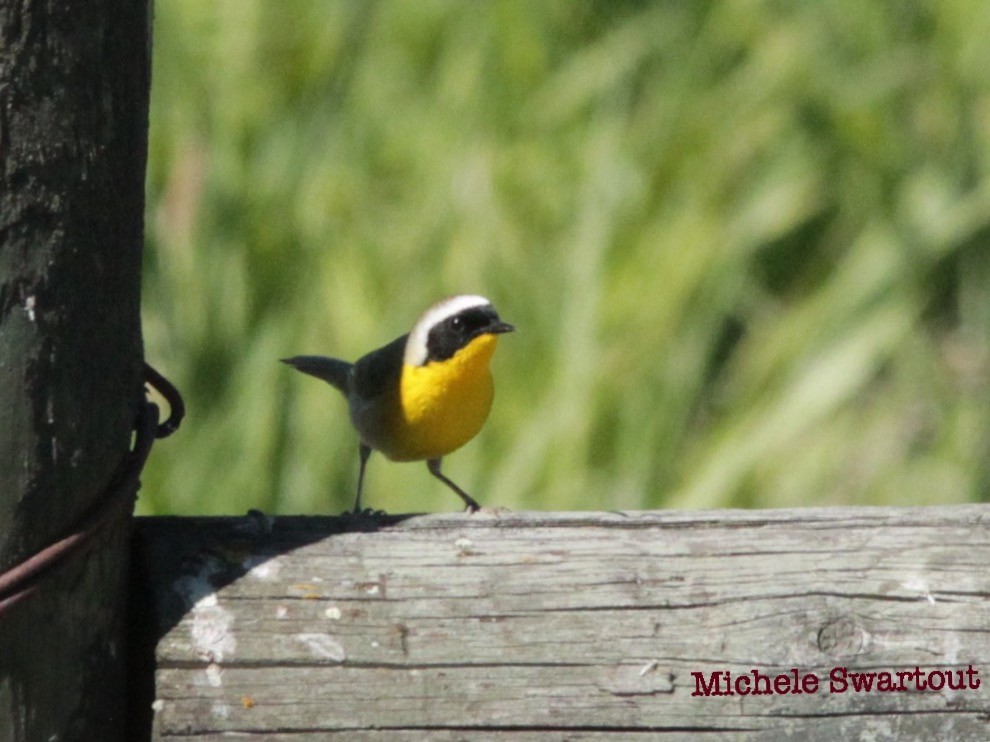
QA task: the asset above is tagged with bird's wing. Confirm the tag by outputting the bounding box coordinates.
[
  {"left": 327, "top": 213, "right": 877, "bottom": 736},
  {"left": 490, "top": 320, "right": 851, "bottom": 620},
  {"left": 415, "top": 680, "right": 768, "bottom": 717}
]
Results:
[{"left": 350, "top": 334, "right": 407, "bottom": 401}]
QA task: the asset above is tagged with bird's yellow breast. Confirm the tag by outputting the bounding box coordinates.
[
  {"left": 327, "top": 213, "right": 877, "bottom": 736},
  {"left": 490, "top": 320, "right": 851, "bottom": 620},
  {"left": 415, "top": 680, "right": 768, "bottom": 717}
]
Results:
[{"left": 385, "top": 334, "right": 500, "bottom": 461}]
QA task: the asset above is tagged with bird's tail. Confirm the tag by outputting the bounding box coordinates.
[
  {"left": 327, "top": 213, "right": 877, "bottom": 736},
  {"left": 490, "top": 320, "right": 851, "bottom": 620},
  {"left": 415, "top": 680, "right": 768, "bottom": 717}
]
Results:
[{"left": 281, "top": 355, "right": 352, "bottom": 395}]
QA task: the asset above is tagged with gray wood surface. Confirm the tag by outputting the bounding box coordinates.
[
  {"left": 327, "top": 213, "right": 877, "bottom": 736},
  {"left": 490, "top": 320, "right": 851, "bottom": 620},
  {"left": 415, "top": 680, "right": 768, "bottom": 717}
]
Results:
[{"left": 136, "top": 506, "right": 990, "bottom": 739}]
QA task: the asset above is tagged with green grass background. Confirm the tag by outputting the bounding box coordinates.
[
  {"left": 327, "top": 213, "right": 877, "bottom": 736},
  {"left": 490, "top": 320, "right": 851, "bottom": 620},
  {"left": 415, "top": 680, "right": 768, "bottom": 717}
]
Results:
[{"left": 140, "top": 1, "right": 990, "bottom": 515}]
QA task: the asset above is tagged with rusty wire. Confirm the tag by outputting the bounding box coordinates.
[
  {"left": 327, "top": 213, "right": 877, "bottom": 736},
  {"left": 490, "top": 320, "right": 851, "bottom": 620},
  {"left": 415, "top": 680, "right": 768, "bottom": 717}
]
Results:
[{"left": 0, "top": 362, "right": 184, "bottom": 617}]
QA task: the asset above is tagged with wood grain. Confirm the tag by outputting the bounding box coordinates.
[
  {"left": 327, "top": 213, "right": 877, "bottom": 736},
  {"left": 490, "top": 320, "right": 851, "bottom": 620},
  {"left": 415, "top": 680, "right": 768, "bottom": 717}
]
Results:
[
  {"left": 135, "top": 506, "right": 990, "bottom": 738},
  {"left": 0, "top": 0, "right": 150, "bottom": 737}
]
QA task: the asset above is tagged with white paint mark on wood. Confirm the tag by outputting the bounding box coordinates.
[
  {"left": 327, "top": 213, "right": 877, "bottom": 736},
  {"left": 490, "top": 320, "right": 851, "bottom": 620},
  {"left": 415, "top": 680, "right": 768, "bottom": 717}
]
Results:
[
  {"left": 174, "top": 572, "right": 237, "bottom": 663},
  {"left": 639, "top": 660, "right": 659, "bottom": 677},
  {"left": 190, "top": 602, "right": 236, "bottom": 663},
  {"left": 902, "top": 575, "right": 936, "bottom": 604},
  {"left": 245, "top": 556, "right": 282, "bottom": 582},
  {"left": 294, "top": 633, "right": 346, "bottom": 662},
  {"left": 205, "top": 663, "right": 223, "bottom": 688}
]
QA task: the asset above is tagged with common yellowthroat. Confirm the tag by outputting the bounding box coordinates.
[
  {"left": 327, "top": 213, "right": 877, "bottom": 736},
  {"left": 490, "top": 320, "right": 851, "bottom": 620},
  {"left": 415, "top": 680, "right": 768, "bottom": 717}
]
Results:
[{"left": 282, "top": 295, "right": 514, "bottom": 513}]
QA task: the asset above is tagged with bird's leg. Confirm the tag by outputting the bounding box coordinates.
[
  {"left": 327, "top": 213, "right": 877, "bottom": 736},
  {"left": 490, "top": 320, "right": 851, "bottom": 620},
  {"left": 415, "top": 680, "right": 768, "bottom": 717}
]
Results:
[
  {"left": 427, "top": 458, "right": 481, "bottom": 513},
  {"left": 353, "top": 443, "right": 372, "bottom": 514}
]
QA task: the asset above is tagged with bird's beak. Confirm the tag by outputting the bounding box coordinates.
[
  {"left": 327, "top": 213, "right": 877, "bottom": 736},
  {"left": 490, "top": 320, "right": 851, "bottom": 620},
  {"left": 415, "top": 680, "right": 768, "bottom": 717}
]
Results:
[{"left": 490, "top": 321, "right": 515, "bottom": 335}]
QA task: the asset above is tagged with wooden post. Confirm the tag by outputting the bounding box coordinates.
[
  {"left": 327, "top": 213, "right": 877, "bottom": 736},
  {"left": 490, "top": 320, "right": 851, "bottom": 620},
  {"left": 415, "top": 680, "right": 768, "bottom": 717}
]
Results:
[
  {"left": 137, "top": 506, "right": 990, "bottom": 738},
  {"left": 0, "top": 0, "right": 151, "bottom": 739}
]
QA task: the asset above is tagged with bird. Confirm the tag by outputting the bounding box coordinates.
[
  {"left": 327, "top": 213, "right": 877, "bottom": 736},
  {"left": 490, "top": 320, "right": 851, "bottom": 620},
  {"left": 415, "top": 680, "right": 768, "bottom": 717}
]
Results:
[{"left": 282, "top": 295, "right": 514, "bottom": 513}]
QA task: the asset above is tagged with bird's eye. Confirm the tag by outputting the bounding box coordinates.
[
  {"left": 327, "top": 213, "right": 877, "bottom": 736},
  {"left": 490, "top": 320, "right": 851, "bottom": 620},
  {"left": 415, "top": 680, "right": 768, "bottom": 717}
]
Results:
[{"left": 451, "top": 316, "right": 464, "bottom": 330}]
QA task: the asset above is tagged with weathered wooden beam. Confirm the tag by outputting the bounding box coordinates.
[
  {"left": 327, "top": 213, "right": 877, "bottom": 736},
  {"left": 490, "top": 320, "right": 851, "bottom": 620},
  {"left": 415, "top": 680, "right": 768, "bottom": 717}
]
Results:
[
  {"left": 134, "top": 506, "right": 990, "bottom": 739},
  {"left": 0, "top": 0, "right": 150, "bottom": 738}
]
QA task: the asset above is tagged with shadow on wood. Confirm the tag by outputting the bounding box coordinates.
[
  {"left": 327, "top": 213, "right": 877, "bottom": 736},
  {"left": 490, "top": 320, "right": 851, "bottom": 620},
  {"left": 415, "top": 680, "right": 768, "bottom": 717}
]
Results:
[
  {"left": 133, "top": 506, "right": 990, "bottom": 739},
  {"left": 128, "top": 512, "right": 413, "bottom": 738}
]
